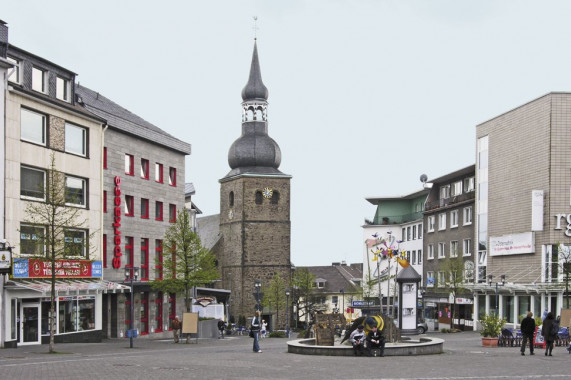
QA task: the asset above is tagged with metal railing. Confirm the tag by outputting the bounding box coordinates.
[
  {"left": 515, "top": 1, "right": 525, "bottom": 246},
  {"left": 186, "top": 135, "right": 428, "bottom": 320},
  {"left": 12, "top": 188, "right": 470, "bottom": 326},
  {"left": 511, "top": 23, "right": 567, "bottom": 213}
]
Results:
[{"left": 424, "top": 191, "right": 475, "bottom": 211}]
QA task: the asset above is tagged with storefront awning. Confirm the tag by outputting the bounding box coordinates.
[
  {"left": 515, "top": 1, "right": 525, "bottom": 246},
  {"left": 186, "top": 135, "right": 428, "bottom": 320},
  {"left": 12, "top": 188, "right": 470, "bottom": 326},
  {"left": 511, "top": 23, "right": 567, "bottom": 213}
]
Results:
[
  {"left": 5, "top": 279, "right": 131, "bottom": 296},
  {"left": 465, "top": 282, "right": 565, "bottom": 294}
]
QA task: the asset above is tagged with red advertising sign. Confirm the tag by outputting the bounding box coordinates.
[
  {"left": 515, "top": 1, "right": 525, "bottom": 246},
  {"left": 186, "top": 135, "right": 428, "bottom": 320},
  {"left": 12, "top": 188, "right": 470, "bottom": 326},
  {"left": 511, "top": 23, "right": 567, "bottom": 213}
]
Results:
[
  {"left": 112, "top": 176, "right": 123, "bottom": 269},
  {"left": 23, "top": 259, "right": 100, "bottom": 278}
]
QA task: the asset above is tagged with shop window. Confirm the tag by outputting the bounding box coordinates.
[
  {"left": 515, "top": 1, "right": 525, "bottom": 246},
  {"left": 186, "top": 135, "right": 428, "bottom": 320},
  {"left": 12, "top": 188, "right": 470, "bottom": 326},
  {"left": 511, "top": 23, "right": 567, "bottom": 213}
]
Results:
[
  {"left": 140, "top": 292, "right": 149, "bottom": 335},
  {"left": 58, "top": 296, "right": 95, "bottom": 333},
  {"left": 140, "top": 238, "right": 149, "bottom": 280},
  {"left": 155, "top": 291, "right": 164, "bottom": 332}
]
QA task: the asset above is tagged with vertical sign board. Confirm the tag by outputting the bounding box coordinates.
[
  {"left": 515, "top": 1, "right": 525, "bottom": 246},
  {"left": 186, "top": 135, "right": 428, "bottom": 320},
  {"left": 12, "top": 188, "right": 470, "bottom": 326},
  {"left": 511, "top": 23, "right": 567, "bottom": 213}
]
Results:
[
  {"left": 182, "top": 312, "right": 198, "bottom": 334},
  {"left": 531, "top": 190, "right": 543, "bottom": 231}
]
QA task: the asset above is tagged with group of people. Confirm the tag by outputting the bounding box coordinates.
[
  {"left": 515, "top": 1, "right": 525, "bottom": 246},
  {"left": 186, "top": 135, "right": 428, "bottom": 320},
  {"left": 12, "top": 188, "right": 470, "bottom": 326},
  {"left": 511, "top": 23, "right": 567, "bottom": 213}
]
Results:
[
  {"left": 349, "top": 324, "right": 386, "bottom": 357},
  {"left": 520, "top": 311, "right": 565, "bottom": 357}
]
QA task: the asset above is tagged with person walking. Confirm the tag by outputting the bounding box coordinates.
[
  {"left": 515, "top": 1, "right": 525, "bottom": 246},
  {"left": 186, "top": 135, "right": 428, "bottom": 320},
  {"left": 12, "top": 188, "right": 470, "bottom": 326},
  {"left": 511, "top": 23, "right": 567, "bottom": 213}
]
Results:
[
  {"left": 172, "top": 316, "right": 181, "bottom": 343},
  {"left": 251, "top": 310, "right": 262, "bottom": 353},
  {"left": 520, "top": 311, "right": 535, "bottom": 356},
  {"left": 261, "top": 320, "right": 268, "bottom": 338},
  {"left": 542, "top": 312, "right": 558, "bottom": 356}
]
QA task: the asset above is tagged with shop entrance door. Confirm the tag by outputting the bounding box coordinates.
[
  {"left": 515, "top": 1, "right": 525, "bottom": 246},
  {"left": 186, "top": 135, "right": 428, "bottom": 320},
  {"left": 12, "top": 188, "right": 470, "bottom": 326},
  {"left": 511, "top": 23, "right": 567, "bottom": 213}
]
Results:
[{"left": 20, "top": 303, "right": 41, "bottom": 345}]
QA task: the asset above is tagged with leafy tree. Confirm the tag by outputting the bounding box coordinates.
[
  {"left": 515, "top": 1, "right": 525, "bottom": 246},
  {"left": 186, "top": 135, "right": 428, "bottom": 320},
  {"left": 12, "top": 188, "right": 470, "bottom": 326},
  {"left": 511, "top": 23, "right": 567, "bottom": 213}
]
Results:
[
  {"left": 261, "top": 273, "right": 287, "bottom": 329},
  {"left": 22, "top": 153, "right": 94, "bottom": 353},
  {"left": 555, "top": 243, "right": 571, "bottom": 308},
  {"left": 150, "top": 210, "right": 218, "bottom": 337},
  {"left": 292, "top": 268, "right": 316, "bottom": 327},
  {"left": 440, "top": 253, "right": 468, "bottom": 330}
]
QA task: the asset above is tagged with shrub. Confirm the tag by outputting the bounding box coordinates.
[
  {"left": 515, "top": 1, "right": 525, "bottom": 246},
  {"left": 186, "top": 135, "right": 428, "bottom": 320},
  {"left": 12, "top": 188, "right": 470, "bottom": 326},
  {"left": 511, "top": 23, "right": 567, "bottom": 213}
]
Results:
[
  {"left": 479, "top": 314, "right": 506, "bottom": 337},
  {"left": 269, "top": 331, "right": 286, "bottom": 338},
  {"left": 297, "top": 329, "right": 307, "bottom": 338}
]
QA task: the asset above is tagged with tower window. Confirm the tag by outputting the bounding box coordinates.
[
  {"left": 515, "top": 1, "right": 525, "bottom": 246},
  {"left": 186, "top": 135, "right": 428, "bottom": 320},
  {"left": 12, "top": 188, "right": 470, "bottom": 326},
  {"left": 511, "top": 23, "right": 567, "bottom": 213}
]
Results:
[
  {"left": 229, "top": 191, "right": 234, "bottom": 207},
  {"left": 255, "top": 191, "right": 263, "bottom": 205},
  {"left": 271, "top": 191, "right": 280, "bottom": 204}
]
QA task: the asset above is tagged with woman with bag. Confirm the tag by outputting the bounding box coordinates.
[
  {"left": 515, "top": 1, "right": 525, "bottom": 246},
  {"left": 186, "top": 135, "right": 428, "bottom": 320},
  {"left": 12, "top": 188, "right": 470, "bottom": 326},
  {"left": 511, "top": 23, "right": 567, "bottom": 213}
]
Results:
[
  {"left": 251, "top": 310, "right": 262, "bottom": 353},
  {"left": 542, "top": 312, "right": 558, "bottom": 356}
]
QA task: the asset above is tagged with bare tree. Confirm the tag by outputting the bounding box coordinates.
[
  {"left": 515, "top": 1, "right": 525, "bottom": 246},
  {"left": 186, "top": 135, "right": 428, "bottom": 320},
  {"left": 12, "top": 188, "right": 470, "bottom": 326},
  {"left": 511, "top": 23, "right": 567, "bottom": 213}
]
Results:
[
  {"left": 22, "top": 153, "right": 94, "bottom": 353},
  {"left": 261, "top": 273, "right": 287, "bottom": 329},
  {"left": 440, "top": 254, "right": 467, "bottom": 330}
]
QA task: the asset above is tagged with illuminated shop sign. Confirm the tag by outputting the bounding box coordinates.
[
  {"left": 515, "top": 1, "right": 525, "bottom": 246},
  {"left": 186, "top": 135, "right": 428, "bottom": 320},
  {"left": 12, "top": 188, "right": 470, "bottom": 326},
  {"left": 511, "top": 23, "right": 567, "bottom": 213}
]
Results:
[
  {"left": 12, "top": 258, "right": 103, "bottom": 278},
  {"left": 112, "top": 176, "right": 122, "bottom": 269}
]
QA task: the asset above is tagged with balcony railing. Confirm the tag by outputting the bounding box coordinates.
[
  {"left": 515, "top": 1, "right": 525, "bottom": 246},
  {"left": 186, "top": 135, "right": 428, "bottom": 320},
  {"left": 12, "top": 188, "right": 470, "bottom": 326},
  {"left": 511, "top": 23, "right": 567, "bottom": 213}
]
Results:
[{"left": 424, "top": 191, "right": 475, "bottom": 212}]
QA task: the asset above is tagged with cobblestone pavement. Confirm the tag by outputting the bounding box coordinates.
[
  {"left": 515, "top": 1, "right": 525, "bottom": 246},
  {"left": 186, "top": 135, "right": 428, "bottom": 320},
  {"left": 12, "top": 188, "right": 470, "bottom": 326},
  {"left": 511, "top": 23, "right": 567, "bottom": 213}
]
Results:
[{"left": 0, "top": 332, "right": 569, "bottom": 379}]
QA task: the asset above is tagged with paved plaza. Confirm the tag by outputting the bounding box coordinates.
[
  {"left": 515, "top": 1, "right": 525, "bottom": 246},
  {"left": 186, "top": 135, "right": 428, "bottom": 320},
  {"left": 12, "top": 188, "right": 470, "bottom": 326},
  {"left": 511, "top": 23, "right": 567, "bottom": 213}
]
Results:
[{"left": 0, "top": 332, "right": 569, "bottom": 379}]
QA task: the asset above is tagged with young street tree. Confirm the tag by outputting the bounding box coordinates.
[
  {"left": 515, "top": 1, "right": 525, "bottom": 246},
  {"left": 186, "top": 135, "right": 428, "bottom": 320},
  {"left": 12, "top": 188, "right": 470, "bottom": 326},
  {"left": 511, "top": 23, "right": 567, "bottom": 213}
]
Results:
[
  {"left": 292, "top": 268, "right": 316, "bottom": 328},
  {"left": 150, "top": 210, "right": 218, "bottom": 340},
  {"left": 22, "top": 153, "right": 93, "bottom": 353},
  {"left": 440, "top": 253, "right": 468, "bottom": 330},
  {"left": 261, "top": 273, "right": 287, "bottom": 329}
]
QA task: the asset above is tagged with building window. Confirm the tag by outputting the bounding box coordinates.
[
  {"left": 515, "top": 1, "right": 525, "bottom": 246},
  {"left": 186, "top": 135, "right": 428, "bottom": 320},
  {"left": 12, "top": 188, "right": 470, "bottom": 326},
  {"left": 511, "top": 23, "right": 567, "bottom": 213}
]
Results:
[
  {"left": 440, "top": 185, "right": 450, "bottom": 199},
  {"left": 7, "top": 56, "right": 20, "bottom": 83},
  {"left": 140, "top": 238, "right": 149, "bottom": 281},
  {"left": 169, "top": 167, "right": 176, "bottom": 186},
  {"left": 21, "top": 166, "right": 45, "bottom": 200},
  {"left": 169, "top": 204, "right": 176, "bottom": 223},
  {"left": 438, "top": 271, "right": 445, "bottom": 287},
  {"left": 140, "top": 292, "right": 149, "bottom": 335},
  {"left": 427, "top": 216, "right": 435, "bottom": 232},
  {"left": 438, "top": 242, "right": 445, "bottom": 259},
  {"left": 463, "top": 207, "right": 472, "bottom": 225},
  {"left": 168, "top": 294, "right": 176, "bottom": 330},
  {"left": 418, "top": 249, "right": 422, "bottom": 264},
  {"left": 65, "top": 123, "right": 87, "bottom": 156},
  {"left": 412, "top": 225, "right": 417, "bottom": 240},
  {"left": 418, "top": 223, "right": 422, "bottom": 239},
  {"left": 463, "top": 239, "right": 472, "bottom": 256},
  {"left": 125, "top": 237, "right": 134, "bottom": 272},
  {"left": 20, "top": 224, "right": 45, "bottom": 256},
  {"left": 229, "top": 191, "right": 234, "bottom": 207},
  {"left": 451, "top": 181, "right": 462, "bottom": 196},
  {"left": 407, "top": 227, "right": 411, "bottom": 241},
  {"left": 427, "top": 271, "right": 434, "bottom": 287},
  {"left": 155, "top": 239, "right": 163, "bottom": 280},
  {"left": 65, "top": 176, "right": 86, "bottom": 207},
  {"left": 544, "top": 245, "right": 561, "bottom": 283},
  {"left": 155, "top": 291, "right": 163, "bottom": 332},
  {"left": 402, "top": 228, "right": 406, "bottom": 241},
  {"left": 64, "top": 229, "right": 87, "bottom": 258},
  {"left": 155, "top": 163, "right": 163, "bottom": 183},
  {"left": 450, "top": 241, "right": 459, "bottom": 258},
  {"left": 428, "top": 244, "right": 434, "bottom": 260},
  {"left": 103, "top": 234, "right": 107, "bottom": 268},
  {"left": 141, "top": 198, "right": 149, "bottom": 219},
  {"left": 103, "top": 191, "right": 107, "bottom": 213},
  {"left": 21, "top": 108, "right": 46, "bottom": 145},
  {"left": 411, "top": 250, "right": 416, "bottom": 265},
  {"left": 56, "top": 77, "right": 71, "bottom": 102},
  {"left": 255, "top": 191, "right": 263, "bottom": 205},
  {"left": 125, "top": 195, "right": 134, "bottom": 216},
  {"left": 464, "top": 177, "right": 475, "bottom": 192},
  {"left": 438, "top": 213, "right": 446, "bottom": 230},
  {"left": 141, "top": 159, "right": 149, "bottom": 179},
  {"left": 125, "top": 154, "right": 134, "bottom": 175},
  {"left": 450, "top": 210, "right": 459, "bottom": 228},
  {"left": 271, "top": 191, "right": 280, "bottom": 204},
  {"left": 155, "top": 201, "right": 163, "bottom": 221},
  {"left": 32, "top": 67, "right": 47, "bottom": 93}
]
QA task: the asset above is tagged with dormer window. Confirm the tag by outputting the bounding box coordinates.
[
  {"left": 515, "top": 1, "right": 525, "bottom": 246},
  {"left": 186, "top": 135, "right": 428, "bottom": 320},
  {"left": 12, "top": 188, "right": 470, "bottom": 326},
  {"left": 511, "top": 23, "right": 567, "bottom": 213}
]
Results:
[
  {"left": 56, "top": 76, "right": 71, "bottom": 102},
  {"left": 439, "top": 185, "right": 450, "bottom": 199},
  {"left": 32, "top": 67, "right": 47, "bottom": 94}
]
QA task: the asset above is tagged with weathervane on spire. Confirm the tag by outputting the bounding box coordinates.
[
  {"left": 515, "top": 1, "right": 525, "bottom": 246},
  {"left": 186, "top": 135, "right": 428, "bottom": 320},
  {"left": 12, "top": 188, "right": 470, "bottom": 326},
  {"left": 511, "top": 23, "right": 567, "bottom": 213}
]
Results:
[{"left": 253, "top": 16, "right": 259, "bottom": 40}]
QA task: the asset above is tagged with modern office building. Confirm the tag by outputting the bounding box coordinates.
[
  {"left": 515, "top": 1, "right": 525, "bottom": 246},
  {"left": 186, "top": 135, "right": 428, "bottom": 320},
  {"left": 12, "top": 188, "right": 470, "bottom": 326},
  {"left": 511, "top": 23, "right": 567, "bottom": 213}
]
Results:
[{"left": 473, "top": 93, "right": 571, "bottom": 327}]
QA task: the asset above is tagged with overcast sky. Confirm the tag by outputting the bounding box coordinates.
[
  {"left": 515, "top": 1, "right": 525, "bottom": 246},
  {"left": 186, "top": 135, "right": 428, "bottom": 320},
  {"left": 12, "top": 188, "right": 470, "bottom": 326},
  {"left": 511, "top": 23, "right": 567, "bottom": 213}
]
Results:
[{"left": 4, "top": 1, "right": 571, "bottom": 266}]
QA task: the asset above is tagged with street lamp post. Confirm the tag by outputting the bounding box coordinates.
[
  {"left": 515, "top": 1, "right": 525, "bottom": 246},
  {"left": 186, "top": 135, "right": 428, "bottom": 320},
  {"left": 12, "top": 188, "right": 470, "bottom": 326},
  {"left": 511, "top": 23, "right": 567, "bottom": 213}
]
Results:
[
  {"left": 285, "top": 289, "right": 290, "bottom": 338},
  {"left": 339, "top": 289, "right": 345, "bottom": 321},
  {"left": 488, "top": 274, "right": 506, "bottom": 316},
  {"left": 124, "top": 266, "right": 140, "bottom": 349},
  {"left": 254, "top": 279, "right": 261, "bottom": 311}
]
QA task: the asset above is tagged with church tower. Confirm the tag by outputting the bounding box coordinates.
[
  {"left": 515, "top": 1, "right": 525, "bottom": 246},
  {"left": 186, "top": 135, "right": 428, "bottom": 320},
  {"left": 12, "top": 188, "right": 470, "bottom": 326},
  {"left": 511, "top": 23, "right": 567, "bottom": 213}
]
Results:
[{"left": 219, "top": 40, "right": 291, "bottom": 326}]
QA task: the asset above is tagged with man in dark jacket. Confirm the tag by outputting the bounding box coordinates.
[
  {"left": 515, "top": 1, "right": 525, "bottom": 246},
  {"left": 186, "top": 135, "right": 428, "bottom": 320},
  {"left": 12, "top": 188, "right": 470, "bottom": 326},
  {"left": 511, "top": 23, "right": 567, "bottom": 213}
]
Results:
[
  {"left": 520, "top": 311, "right": 535, "bottom": 356},
  {"left": 366, "top": 325, "right": 386, "bottom": 357},
  {"left": 541, "top": 312, "right": 558, "bottom": 356}
]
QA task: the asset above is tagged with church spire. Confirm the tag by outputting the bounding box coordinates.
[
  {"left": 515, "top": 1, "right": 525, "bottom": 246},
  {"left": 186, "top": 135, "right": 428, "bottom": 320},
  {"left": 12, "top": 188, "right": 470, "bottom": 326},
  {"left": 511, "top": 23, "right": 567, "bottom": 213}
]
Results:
[{"left": 241, "top": 40, "right": 269, "bottom": 102}]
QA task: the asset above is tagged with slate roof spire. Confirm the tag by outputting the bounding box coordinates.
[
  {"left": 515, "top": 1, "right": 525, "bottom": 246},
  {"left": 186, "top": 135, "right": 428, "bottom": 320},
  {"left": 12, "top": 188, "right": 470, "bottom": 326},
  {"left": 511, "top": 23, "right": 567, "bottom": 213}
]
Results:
[{"left": 241, "top": 40, "right": 269, "bottom": 101}]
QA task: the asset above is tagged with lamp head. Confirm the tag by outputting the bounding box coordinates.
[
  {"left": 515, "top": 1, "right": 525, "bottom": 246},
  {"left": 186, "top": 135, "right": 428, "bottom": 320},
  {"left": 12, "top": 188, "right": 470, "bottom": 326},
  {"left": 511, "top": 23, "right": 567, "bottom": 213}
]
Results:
[
  {"left": 488, "top": 274, "right": 493, "bottom": 286},
  {"left": 500, "top": 274, "right": 506, "bottom": 285}
]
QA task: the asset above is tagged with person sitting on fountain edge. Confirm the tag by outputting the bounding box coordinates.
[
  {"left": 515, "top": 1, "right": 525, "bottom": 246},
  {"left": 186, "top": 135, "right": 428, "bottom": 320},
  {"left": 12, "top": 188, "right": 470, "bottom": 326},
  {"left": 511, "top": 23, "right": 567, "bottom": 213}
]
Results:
[
  {"left": 366, "top": 325, "right": 385, "bottom": 357},
  {"left": 350, "top": 325, "right": 366, "bottom": 356}
]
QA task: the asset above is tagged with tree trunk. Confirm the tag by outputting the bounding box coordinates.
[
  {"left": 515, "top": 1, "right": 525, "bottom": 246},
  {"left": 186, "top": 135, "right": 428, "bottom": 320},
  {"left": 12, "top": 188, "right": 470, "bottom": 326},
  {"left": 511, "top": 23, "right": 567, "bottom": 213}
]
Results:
[{"left": 49, "top": 248, "right": 56, "bottom": 353}]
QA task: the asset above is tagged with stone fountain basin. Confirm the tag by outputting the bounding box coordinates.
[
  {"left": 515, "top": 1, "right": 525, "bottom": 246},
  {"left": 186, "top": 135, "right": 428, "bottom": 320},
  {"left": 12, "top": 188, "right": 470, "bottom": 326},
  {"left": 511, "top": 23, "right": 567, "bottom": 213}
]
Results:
[{"left": 287, "top": 336, "right": 444, "bottom": 356}]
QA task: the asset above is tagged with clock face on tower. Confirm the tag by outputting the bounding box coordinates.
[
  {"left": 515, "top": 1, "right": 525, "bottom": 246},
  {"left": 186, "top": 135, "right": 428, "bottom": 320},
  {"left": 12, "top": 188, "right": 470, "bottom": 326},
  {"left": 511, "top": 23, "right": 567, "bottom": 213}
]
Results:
[{"left": 262, "top": 187, "right": 273, "bottom": 199}]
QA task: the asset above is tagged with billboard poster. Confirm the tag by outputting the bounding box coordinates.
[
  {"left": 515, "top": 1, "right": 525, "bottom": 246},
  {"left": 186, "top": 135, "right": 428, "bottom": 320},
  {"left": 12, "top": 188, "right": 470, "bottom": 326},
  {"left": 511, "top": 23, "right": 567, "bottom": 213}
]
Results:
[{"left": 12, "top": 258, "right": 103, "bottom": 278}]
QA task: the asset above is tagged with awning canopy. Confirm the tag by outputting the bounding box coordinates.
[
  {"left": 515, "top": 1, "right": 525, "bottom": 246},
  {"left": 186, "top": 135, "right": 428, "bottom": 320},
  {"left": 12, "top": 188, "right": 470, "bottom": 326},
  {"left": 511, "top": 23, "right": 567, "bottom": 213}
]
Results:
[
  {"left": 5, "top": 279, "right": 131, "bottom": 296},
  {"left": 465, "top": 282, "right": 564, "bottom": 294}
]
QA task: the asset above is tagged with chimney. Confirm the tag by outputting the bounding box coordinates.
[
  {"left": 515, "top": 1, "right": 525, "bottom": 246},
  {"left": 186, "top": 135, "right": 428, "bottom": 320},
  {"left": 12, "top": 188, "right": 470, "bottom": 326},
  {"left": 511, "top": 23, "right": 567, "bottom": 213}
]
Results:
[{"left": 0, "top": 20, "right": 8, "bottom": 59}]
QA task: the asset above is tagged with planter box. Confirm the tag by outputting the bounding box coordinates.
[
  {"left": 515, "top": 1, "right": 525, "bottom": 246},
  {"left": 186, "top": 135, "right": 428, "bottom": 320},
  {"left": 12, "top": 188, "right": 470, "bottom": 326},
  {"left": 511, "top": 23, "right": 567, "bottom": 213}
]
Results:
[{"left": 481, "top": 337, "right": 499, "bottom": 347}]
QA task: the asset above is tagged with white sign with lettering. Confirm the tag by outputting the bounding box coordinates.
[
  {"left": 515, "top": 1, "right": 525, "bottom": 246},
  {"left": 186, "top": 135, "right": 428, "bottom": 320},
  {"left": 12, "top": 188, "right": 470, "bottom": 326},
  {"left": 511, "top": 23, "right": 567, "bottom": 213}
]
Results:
[{"left": 489, "top": 232, "right": 534, "bottom": 256}]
